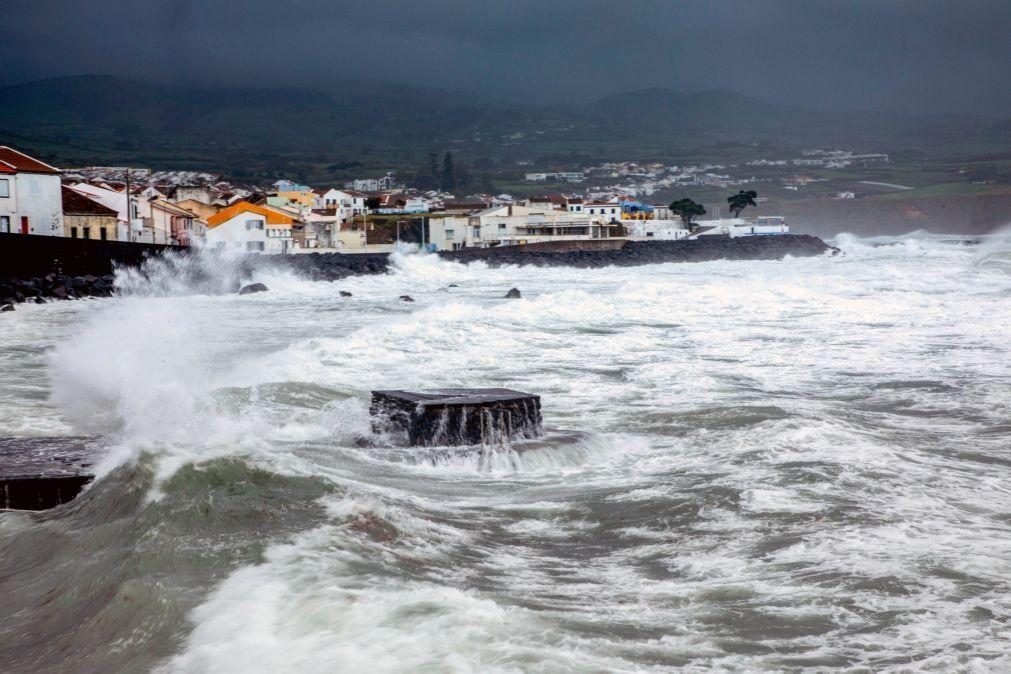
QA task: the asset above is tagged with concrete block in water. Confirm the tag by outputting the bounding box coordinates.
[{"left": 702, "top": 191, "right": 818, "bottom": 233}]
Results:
[
  {"left": 0, "top": 437, "right": 95, "bottom": 510},
  {"left": 371, "top": 389, "right": 542, "bottom": 447}
]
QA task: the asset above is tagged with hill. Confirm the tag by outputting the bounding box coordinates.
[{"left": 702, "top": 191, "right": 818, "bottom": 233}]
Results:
[{"left": 0, "top": 76, "right": 1002, "bottom": 183}]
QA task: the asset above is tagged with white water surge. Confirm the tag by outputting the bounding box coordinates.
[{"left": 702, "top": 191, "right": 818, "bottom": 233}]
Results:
[{"left": 1, "top": 232, "right": 1010, "bottom": 672}]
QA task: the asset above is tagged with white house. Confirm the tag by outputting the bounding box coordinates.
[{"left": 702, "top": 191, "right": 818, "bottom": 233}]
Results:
[
  {"left": 0, "top": 146, "right": 64, "bottom": 236},
  {"left": 626, "top": 220, "right": 692, "bottom": 240},
  {"left": 427, "top": 204, "right": 622, "bottom": 251},
  {"left": 69, "top": 182, "right": 163, "bottom": 242},
  {"left": 205, "top": 201, "right": 298, "bottom": 254},
  {"left": 318, "top": 189, "right": 368, "bottom": 218}
]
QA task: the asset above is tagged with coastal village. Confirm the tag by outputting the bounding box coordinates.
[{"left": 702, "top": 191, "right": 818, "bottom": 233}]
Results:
[{"left": 0, "top": 144, "right": 795, "bottom": 256}]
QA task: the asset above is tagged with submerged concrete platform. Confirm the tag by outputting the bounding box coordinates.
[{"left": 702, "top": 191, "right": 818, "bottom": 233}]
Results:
[
  {"left": 371, "top": 389, "right": 542, "bottom": 447},
  {"left": 0, "top": 437, "right": 96, "bottom": 510}
]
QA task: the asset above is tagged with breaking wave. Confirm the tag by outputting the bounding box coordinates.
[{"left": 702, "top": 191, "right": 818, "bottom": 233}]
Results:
[{"left": 1, "top": 231, "right": 1009, "bottom": 671}]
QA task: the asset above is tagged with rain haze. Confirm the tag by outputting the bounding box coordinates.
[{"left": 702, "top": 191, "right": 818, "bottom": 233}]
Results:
[{"left": 2, "top": 0, "right": 1011, "bottom": 113}]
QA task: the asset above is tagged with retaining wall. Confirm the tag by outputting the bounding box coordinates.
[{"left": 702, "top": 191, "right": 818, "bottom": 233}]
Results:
[{"left": 0, "top": 233, "right": 183, "bottom": 278}]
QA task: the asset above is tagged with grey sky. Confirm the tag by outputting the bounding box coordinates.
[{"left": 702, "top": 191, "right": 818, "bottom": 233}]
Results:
[{"left": 2, "top": 0, "right": 1009, "bottom": 114}]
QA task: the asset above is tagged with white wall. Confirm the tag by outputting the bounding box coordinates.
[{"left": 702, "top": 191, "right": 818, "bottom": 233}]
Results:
[
  {"left": 0, "top": 174, "right": 16, "bottom": 233},
  {"left": 206, "top": 213, "right": 293, "bottom": 254},
  {"left": 628, "top": 219, "right": 691, "bottom": 240},
  {"left": 0, "top": 173, "right": 63, "bottom": 235}
]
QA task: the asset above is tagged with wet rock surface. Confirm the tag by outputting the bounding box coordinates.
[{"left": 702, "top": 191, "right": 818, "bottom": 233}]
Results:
[
  {"left": 0, "top": 273, "right": 115, "bottom": 307},
  {"left": 264, "top": 235, "right": 834, "bottom": 281},
  {"left": 238, "top": 282, "right": 269, "bottom": 295}
]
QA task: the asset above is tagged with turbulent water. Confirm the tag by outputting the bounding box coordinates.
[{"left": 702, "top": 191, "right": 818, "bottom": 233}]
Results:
[{"left": 1, "top": 231, "right": 1010, "bottom": 673}]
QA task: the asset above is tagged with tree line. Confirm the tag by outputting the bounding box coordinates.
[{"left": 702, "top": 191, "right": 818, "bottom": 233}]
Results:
[{"left": 669, "top": 190, "right": 758, "bottom": 228}]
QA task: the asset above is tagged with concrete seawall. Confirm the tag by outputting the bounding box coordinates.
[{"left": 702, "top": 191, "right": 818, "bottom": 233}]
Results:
[{"left": 0, "top": 232, "right": 182, "bottom": 278}]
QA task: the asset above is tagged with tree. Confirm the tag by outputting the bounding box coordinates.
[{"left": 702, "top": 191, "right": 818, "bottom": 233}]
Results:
[
  {"left": 427, "top": 152, "right": 440, "bottom": 189},
  {"left": 669, "top": 198, "right": 706, "bottom": 229},
  {"left": 440, "top": 152, "right": 456, "bottom": 192},
  {"left": 364, "top": 196, "right": 382, "bottom": 210},
  {"left": 727, "top": 190, "right": 758, "bottom": 218}
]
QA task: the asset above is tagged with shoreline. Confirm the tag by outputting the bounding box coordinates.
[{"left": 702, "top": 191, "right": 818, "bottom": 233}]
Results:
[
  {"left": 267, "top": 234, "right": 836, "bottom": 281},
  {"left": 1, "top": 235, "right": 835, "bottom": 308}
]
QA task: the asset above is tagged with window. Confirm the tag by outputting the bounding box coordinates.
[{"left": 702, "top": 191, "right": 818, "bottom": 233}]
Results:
[
  {"left": 246, "top": 241, "right": 265, "bottom": 252},
  {"left": 100, "top": 228, "right": 108, "bottom": 241},
  {"left": 29, "top": 178, "right": 41, "bottom": 196},
  {"left": 83, "top": 227, "right": 91, "bottom": 239},
  {"left": 473, "top": 226, "right": 481, "bottom": 239},
  {"left": 245, "top": 219, "right": 264, "bottom": 230},
  {"left": 498, "top": 223, "right": 506, "bottom": 230},
  {"left": 445, "top": 229, "right": 455, "bottom": 240},
  {"left": 70, "top": 227, "right": 78, "bottom": 238},
  {"left": 0, "top": 179, "right": 8, "bottom": 197},
  {"left": 1, "top": 216, "right": 10, "bottom": 233}
]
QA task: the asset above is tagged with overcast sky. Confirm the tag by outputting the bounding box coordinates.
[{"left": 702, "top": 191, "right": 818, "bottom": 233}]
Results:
[{"left": 2, "top": 0, "right": 1009, "bottom": 114}]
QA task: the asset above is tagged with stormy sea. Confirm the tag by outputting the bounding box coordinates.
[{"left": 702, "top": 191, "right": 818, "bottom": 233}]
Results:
[{"left": 1, "top": 231, "right": 1010, "bottom": 673}]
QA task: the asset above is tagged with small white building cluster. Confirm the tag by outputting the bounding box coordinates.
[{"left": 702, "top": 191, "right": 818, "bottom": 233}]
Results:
[{"left": 1, "top": 145, "right": 790, "bottom": 256}]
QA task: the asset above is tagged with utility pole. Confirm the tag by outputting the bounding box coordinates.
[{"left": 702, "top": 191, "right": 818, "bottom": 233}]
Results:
[{"left": 124, "top": 167, "right": 132, "bottom": 242}]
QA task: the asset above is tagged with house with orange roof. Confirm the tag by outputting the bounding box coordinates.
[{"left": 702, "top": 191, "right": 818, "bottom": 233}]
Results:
[
  {"left": 205, "top": 201, "right": 299, "bottom": 254},
  {"left": 0, "top": 146, "right": 64, "bottom": 236}
]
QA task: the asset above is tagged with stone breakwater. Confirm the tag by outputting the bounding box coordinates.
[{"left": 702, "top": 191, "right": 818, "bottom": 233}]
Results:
[
  {"left": 0, "top": 235, "right": 834, "bottom": 308},
  {"left": 1, "top": 273, "right": 115, "bottom": 308},
  {"left": 269, "top": 234, "right": 836, "bottom": 281}
]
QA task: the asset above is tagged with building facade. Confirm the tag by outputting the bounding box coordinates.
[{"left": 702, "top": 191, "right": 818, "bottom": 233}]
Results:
[
  {"left": 61, "top": 186, "right": 119, "bottom": 240},
  {"left": 205, "top": 201, "right": 298, "bottom": 254},
  {"left": 0, "top": 146, "right": 64, "bottom": 236}
]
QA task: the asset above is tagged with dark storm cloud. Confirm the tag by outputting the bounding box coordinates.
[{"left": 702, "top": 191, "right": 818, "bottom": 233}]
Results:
[{"left": 1, "top": 0, "right": 1009, "bottom": 113}]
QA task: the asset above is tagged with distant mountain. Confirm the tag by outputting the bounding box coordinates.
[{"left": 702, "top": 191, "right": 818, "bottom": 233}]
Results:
[{"left": 0, "top": 76, "right": 1000, "bottom": 180}]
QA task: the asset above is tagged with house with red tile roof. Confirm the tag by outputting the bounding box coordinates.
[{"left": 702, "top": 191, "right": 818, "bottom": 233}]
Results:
[
  {"left": 0, "top": 146, "right": 64, "bottom": 236},
  {"left": 61, "top": 186, "right": 118, "bottom": 241}
]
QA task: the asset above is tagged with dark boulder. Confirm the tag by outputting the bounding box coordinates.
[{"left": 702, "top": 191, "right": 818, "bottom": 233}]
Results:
[
  {"left": 1, "top": 304, "right": 14, "bottom": 312},
  {"left": 340, "top": 290, "right": 352, "bottom": 297},
  {"left": 238, "top": 282, "right": 269, "bottom": 295},
  {"left": 504, "top": 287, "right": 522, "bottom": 299},
  {"left": 34, "top": 297, "right": 46, "bottom": 304},
  {"left": 399, "top": 295, "right": 415, "bottom": 302}
]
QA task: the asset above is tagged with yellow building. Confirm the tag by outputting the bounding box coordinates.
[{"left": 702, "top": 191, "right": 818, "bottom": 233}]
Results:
[{"left": 61, "top": 186, "right": 119, "bottom": 240}]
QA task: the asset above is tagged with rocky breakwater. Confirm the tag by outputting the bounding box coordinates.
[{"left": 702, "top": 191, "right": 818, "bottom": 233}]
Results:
[
  {"left": 265, "top": 234, "right": 835, "bottom": 281},
  {"left": 440, "top": 234, "right": 836, "bottom": 269},
  {"left": 1, "top": 273, "right": 115, "bottom": 310}
]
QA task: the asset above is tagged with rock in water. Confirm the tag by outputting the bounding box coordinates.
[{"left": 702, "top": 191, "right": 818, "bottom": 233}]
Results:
[
  {"left": 1, "top": 304, "right": 14, "bottom": 313},
  {"left": 238, "top": 283, "right": 269, "bottom": 295},
  {"left": 399, "top": 295, "right": 415, "bottom": 302},
  {"left": 340, "top": 290, "right": 352, "bottom": 297},
  {"left": 505, "top": 287, "right": 522, "bottom": 299},
  {"left": 371, "top": 389, "right": 542, "bottom": 447}
]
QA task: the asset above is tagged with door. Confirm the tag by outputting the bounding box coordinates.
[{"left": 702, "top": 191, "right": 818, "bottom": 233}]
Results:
[{"left": 21, "top": 216, "right": 29, "bottom": 234}]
